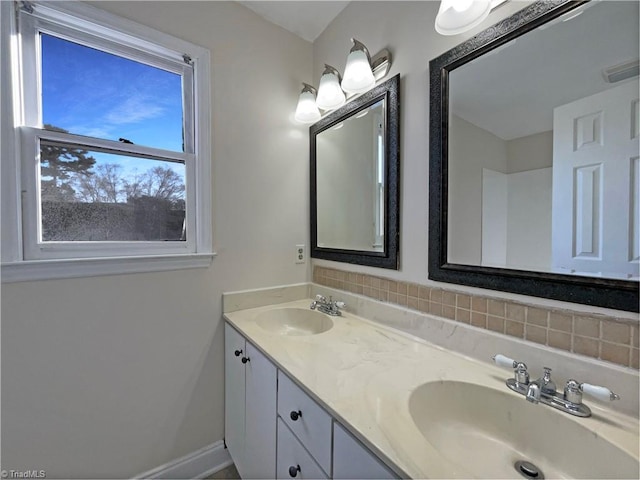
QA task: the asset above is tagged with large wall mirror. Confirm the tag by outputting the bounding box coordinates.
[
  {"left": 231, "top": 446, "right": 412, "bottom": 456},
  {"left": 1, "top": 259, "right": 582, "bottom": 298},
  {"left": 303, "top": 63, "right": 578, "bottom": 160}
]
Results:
[
  {"left": 429, "top": 1, "right": 639, "bottom": 311},
  {"left": 311, "top": 74, "right": 400, "bottom": 269}
]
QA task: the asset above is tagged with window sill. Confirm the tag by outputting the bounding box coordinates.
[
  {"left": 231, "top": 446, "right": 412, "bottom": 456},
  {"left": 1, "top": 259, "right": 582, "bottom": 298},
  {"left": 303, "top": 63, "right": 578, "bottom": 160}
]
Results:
[{"left": 1, "top": 253, "right": 215, "bottom": 283}]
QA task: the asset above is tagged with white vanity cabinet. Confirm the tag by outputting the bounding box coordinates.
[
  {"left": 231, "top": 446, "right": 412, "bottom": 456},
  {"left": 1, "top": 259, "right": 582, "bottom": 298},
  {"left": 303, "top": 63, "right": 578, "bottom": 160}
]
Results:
[
  {"left": 333, "top": 422, "right": 397, "bottom": 480},
  {"left": 225, "top": 322, "right": 399, "bottom": 480},
  {"left": 277, "top": 418, "right": 328, "bottom": 480},
  {"left": 224, "top": 324, "right": 277, "bottom": 479},
  {"left": 277, "top": 371, "right": 332, "bottom": 475}
]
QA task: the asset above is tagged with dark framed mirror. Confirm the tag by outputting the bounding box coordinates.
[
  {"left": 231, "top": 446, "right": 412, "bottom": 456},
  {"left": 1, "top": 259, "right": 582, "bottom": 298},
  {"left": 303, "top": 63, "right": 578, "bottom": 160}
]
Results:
[
  {"left": 311, "top": 74, "right": 400, "bottom": 269},
  {"left": 429, "top": 0, "right": 639, "bottom": 312}
]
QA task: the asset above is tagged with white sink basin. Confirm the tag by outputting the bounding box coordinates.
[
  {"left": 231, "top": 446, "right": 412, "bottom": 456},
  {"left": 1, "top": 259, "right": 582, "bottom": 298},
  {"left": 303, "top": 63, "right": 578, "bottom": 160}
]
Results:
[
  {"left": 255, "top": 308, "right": 333, "bottom": 336},
  {"left": 408, "top": 381, "right": 639, "bottom": 479}
]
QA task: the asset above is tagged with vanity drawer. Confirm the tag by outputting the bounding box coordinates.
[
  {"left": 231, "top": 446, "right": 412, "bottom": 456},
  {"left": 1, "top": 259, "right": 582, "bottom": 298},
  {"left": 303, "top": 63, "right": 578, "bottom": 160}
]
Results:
[
  {"left": 277, "top": 371, "right": 332, "bottom": 474},
  {"left": 277, "top": 418, "right": 328, "bottom": 480}
]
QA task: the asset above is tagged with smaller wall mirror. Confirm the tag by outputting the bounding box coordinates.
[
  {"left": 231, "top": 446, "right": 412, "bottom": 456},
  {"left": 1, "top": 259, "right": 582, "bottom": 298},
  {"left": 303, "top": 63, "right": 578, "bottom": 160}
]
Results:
[{"left": 311, "top": 74, "right": 400, "bottom": 269}]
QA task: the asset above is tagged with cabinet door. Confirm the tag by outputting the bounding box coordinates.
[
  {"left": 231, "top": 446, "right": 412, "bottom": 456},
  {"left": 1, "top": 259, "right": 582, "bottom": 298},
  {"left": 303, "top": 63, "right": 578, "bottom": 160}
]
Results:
[
  {"left": 224, "top": 324, "right": 246, "bottom": 472},
  {"left": 244, "top": 342, "right": 277, "bottom": 479},
  {"left": 333, "top": 422, "right": 397, "bottom": 480}
]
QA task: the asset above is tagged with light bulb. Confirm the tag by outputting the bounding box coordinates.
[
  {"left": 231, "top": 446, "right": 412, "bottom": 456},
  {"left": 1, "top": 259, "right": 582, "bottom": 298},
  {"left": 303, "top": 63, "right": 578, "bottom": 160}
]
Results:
[
  {"left": 453, "top": 0, "right": 474, "bottom": 12},
  {"left": 316, "top": 65, "right": 346, "bottom": 110},
  {"left": 435, "top": 0, "right": 492, "bottom": 35},
  {"left": 294, "top": 84, "right": 321, "bottom": 124},
  {"left": 341, "top": 39, "right": 375, "bottom": 94}
]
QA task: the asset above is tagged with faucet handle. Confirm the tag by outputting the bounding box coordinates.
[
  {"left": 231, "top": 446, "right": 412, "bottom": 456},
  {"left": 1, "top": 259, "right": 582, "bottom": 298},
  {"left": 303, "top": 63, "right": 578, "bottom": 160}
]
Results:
[
  {"left": 315, "top": 294, "right": 326, "bottom": 301},
  {"left": 335, "top": 301, "right": 346, "bottom": 309},
  {"left": 564, "top": 379, "right": 620, "bottom": 404},
  {"left": 581, "top": 383, "right": 620, "bottom": 402},
  {"left": 493, "top": 354, "right": 529, "bottom": 385},
  {"left": 493, "top": 354, "right": 518, "bottom": 369}
]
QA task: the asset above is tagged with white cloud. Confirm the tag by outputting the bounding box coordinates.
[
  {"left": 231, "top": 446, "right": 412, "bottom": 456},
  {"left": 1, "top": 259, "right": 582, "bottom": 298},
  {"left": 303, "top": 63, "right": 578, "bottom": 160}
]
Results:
[
  {"left": 104, "top": 95, "right": 165, "bottom": 125},
  {"left": 71, "top": 126, "right": 113, "bottom": 139}
]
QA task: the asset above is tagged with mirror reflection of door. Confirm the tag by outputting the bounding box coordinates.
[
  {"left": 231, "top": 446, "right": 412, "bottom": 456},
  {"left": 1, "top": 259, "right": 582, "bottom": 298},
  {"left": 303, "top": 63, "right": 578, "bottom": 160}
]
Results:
[{"left": 552, "top": 81, "right": 639, "bottom": 279}]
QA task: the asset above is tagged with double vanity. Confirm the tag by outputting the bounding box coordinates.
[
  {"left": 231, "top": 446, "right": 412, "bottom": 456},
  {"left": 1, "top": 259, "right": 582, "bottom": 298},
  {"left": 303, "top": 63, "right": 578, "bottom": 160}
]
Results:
[
  {"left": 222, "top": 1, "right": 640, "bottom": 477},
  {"left": 223, "top": 296, "right": 640, "bottom": 479}
]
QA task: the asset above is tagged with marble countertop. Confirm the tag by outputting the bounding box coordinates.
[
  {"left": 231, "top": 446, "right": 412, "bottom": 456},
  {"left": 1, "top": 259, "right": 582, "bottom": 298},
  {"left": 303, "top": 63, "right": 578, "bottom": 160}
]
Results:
[{"left": 224, "top": 299, "right": 640, "bottom": 479}]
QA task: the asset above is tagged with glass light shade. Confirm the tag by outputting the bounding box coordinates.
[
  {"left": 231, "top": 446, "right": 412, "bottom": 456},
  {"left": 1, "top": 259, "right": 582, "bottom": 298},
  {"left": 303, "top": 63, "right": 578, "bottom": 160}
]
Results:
[
  {"left": 452, "top": 0, "right": 474, "bottom": 12},
  {"left": 294, "top": 89, "right": 321, "bottom": 124},
  {"left": 435, "top": 0, "right": 492, "bottom": 36},
  {"left": 341, "top": 49, "right": 375, "bottom": 94},
  {"left": 316, "top": 70, "right": 346, "bottom": 110}
]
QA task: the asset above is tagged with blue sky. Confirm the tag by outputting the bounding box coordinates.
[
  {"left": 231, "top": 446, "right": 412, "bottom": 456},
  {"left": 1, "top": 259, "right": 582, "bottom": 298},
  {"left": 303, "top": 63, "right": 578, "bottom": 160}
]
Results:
[
  {"left": 41, "top": 33, "right": 186, "bottom": 183},
  {"left": 42, "top": 33, "right": 184, "bottom": 151}
]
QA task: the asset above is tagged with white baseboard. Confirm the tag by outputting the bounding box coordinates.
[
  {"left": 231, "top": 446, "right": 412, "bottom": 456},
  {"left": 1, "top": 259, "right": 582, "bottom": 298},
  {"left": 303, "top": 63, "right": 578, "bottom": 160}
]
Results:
[{"left": 133, "top": 440, "right": 233, "bottom": 479}]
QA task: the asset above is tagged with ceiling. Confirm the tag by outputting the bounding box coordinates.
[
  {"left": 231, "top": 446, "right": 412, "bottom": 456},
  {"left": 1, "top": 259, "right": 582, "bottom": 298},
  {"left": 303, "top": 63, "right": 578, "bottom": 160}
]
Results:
[
  {"left": 450, "top": 1, "right": 639, "bottom": 140},
  {"left": 238, "top": 1, "right": 350, "bottom": 42}
]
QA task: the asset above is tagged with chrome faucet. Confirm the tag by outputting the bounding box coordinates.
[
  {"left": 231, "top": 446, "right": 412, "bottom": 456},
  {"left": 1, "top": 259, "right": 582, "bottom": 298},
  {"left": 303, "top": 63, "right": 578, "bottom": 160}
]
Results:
[
  {"left": 310, "top": 294, "right": 345, "bottom": 316},
  {"left": 526, "top": 367, "right": 556, "bottom": 404},
  {"left": 526, "top": 383, "right": 541, "bottom": 404},
  {"left": 493, "top": 354, "right": 620, "bottom": 417}
]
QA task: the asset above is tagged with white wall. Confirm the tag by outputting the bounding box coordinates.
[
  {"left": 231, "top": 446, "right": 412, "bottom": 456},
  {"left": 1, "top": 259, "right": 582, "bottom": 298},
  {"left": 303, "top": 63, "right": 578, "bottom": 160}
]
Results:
[
  {"left": 481, "top": 167, "right": 552, "bottom": 271},
  {"left": 481, "top": 169, "right": 508, "bottom": 267},
  {"left": 311, "top": 0, "right": 636, "bottom": 318},
  {"left": 317, "top": 110, "right": 376, "bottom": 250},
  {"left": 460, "top": 126, "right": 553, "bottom": 270},
  {"left": 1, "top": 2, "right": 312, "bottom": 477},
  {"left": 506, "top": 130, "right": 553, "bottom": 173},
  {"left": 506, "top": 167, "right": 552, "bottom": 270},
  {"left": 448, "top": 114, "right": 508, "bottom": 264}
]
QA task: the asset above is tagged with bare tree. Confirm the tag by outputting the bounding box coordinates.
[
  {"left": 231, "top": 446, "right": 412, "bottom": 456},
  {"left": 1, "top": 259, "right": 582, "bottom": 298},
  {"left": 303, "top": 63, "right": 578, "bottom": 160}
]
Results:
[
  {"left": 73, "top": 163, "right": 185, "bottom": 205},
  {"left": 75, "top": 164, "right": 123, "bottom": 202},
  {"left": 124, "top": 165, "right": 185, "bottom": 204}
]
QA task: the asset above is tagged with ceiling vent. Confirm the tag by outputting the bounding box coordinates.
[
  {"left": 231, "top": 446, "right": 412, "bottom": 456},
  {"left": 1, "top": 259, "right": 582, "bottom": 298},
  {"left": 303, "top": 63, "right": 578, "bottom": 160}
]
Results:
[{"left": 603, "top": 59, "right": 639, "bottom": 84}]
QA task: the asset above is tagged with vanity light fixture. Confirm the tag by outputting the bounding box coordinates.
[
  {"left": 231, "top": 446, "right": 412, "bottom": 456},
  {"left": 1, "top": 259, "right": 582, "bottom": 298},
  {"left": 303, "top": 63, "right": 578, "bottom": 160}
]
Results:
[
  {"left": 435, "top": 0, "right": 508, "bottom": 36},
  {"left": 316, "top": 64, "right": 346, "bottom": 110},
  {"left": 294, "top": 83, "right": 322, "bottom": 124},
  {"left": 341, "top": 38, "right": 376, "bottom": 94},
  {"left": 294, "top": 40, "right": 391, "bottom": 124}
]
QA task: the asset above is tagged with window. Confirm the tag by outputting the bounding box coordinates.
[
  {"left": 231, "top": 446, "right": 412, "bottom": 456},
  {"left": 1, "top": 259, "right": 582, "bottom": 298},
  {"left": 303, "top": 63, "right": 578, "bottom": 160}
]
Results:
[
  {"left": 1, "top": 1, "right": 212, "bottom": 280},
  {"left": 374, "top": 111, "right": 385, "bottom": 250}
]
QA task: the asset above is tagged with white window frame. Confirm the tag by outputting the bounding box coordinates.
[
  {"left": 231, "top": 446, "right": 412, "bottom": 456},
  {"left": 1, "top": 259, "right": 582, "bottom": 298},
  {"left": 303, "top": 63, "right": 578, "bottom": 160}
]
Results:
[{"left": 1, "top": 1, "right": 213, "bottom": 282}]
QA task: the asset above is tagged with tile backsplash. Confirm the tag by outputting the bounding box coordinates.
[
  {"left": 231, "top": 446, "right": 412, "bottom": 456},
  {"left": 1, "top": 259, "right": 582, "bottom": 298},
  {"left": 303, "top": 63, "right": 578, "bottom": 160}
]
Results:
[{"left": 313, "top": 266, "right": 639, "bottom": 370}]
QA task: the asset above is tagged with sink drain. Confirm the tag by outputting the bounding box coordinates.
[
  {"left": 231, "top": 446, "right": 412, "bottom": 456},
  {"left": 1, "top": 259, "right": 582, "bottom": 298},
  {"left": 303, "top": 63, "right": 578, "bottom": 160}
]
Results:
[{"left": 514, "top": 460, "right": 544, "bottom": 479}]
